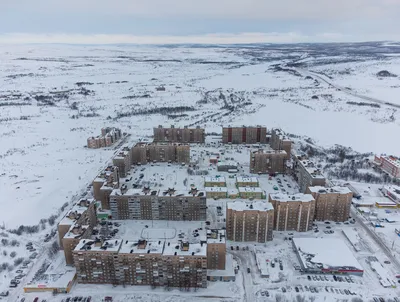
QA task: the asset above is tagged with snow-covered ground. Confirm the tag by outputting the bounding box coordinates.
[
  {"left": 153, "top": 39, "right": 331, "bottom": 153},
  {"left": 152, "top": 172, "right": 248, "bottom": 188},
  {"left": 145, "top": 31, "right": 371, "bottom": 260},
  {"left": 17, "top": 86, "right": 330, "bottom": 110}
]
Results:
[{"left": 1, "top": 42, "right": 400, "bottom": 301}]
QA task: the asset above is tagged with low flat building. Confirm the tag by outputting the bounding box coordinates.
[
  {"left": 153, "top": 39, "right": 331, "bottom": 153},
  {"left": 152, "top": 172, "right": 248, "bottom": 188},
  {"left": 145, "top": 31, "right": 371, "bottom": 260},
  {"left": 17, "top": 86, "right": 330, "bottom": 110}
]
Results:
[
  {"left": 217, "top": 161, "right": 238, "bottom": 172},
  {"left": 204, "top": 176, "right": 226, "bottom": 187},
  {"left": 292, "top": 154, "right": 326, "bottom": 193},
  {"left": 382, "top": 185, "right": 400, "bottom": 204},
  {"left": 236, "top": 176, "right": 259, "bottom": 187},
  {"left": 222, "top": 126, "right": 267, "bottom": 144},
  {"left": 153, "top": 125, "right": 205, "bottom": 143},
  {"left": 238, "top": 187, "right": 264, "bottom": 199},
  {"left": 205, "top": 187, "right": 228, "bottom": 199},
  {"left": 269, "top": 193, "right": 315, "bottom": 232},
  {"left": 306, "top": 186, "right": 353, "bottom": 222},
  {"left": 250, "top": 150, "right": 287, "bottom": 174},
  {"left": 226, "top": 200, "right": 274, "bottom": 242}
]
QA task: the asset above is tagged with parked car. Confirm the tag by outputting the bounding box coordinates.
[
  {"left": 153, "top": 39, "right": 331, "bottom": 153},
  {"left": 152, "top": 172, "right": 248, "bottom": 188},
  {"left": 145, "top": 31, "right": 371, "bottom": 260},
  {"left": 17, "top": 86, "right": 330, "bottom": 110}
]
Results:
[{"left": 247, "top": 268, "right": 251, "bottom": 273}]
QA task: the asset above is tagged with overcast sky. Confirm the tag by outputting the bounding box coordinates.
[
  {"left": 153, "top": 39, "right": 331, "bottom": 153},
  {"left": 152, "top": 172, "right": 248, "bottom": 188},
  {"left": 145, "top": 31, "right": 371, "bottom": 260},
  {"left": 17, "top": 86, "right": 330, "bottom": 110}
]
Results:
[{"left": 1, "top": 0, "right": 400, "bottom": 44}]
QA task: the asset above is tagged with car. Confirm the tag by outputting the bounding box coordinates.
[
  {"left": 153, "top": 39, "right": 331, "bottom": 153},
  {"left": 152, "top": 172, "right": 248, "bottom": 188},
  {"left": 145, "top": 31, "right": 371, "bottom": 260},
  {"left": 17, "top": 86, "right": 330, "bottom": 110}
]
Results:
[
  {"left": 325, "top": 286, "right": 329, "bottom": 292},
  {"left": 87, "top": 297, "right": 92, "bottom": 302},
  {"left": 230, "top": 246, "right": 233, "bottom": 250},
  {"left": 312, "top": 276, "right": 317, "bottom": 281},
  {"left": 304, "top": 286, "right": 309, "bottom": 291},
  {"left": 333, "top": 275, "right": 337, "bottom": 281},
  {"left": 273, "top": 186, "right": 279, "bottom": 190},
  {"left": 16, "top": 270, "right": 23, "bottom": 273},
  {"left": 282, "top": 287, "right": 286, "bottom": 293},
  {"left": 66, "top": 298, "right": 71, "bottom": 302},
  {"left": 295, "top": 287, "right": 299, "bottom": 292},
  {"left": 265, "top": 291, "right": 269, "bottom": 297},
  {"left": 379, "top": 298, "right": 385, "bottom": 302},
  {"left": 236, "top": 246, "right": 239, "bottom": 251},
  {"left": 310, "top": 287, "right": 314, "bottom": 293},
  {"left": 34, "top": 298, "right": 39, "bottom": 302},
  {"left": 260, "top": 291, "right": 265, "bottom": 296},
  {"left": 326, "top": 226, "right": 331, "bottom": 229},
  {"left": 307, "top": 275, "right": 311, "bottom": 281},
  {"left": 247, "top": 268, "right": 250, "bottom": 273},
  {"left": 20, "top": 299, "right": 25, "bottom": 302},
  {"left": 325, "top": 221, "right": 330, "bottom": 224}
]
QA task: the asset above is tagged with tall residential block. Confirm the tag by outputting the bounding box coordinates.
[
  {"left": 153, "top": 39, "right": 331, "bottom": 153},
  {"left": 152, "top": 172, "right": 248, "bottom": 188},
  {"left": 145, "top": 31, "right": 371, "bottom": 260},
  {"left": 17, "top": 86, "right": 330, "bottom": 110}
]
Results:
[
  {"left": 222, "top": 126, "right": 267, "bottom": 144},
  {"left": 269, "top": 193, "right": 315, "bottom": 232},
  {"left": 226, "top": 200, "right": 274, "bottom": 242},
  {"left": 292, "top": 154, "right": 326, "bottom": 193},
  {"left": 153, "top": 125, "right": 205, "bottom": 143},
  {"left": 92, "top": 166, "right": 119, "bottom": 210},
  {"left": 250, "top": 149, "right": 287, "bottom": 174},
  {"left": 374, "top": 155, "right": 400, "bottom": 178},
  {"left": 112, "top": 146, "right": 131, "bottom": 178},
  {"left": 131, "top": 142, "right": 190, "bottom": 165},
  {"left": 270, "top": 129, "right": 292, "bottom": 159},
  {"left": 206, "top": 230, "right": 226, "bottom": 270},
  {"left": 306, "top": 186, "right": 353, "bottom": 222}
]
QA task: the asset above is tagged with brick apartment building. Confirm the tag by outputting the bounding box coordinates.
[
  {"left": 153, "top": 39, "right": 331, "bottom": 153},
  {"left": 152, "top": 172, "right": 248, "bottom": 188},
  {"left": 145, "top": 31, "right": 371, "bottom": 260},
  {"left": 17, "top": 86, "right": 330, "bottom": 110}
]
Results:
[
  {"left": 109, "top": 187, "right": 207, "bottom": 221},
  {"left": 226, "top": 200, "right": 274, "bottom": 242},
  {"left": 87, "top": 127, "right": 122, "bottom": 149},
  {"left": 153, "top": 125, "right": 205, "bottom": 143},
  {"left": 206, "top": 230, "right": 226, "bottom": 270},
  {"left": 112, "top": 146, "right": 132, "bottom": 178},
  {"left": 131, "top": 142, "right": 190, "bottom": 165},
  {"left": 292, "top": 154, "right": 326, "bottom": 193},
  {"left": 270, "top": 129, "right": 292, "bottom": 159},
  {"left": 58, "top": 199, "right": 97, "bottom": 265},
  {"left": 73, "top": 239, "right": 208, "bottom": 288},
  {"left": 236, "top": 177, "right": 259, "bottom": 187},
  {"left": 374, "top": 155, "right": 400, "bottom": 178},
  {"left": 250, "top": 149, "right": 287, "bottom": 174},
  {"left": 204, "top": 176, "right": 226, "bottom": 187},
  {"left": 269, "top": 193, "right": 315, "bottom": 232},
  {"left": 222, "top": 126, "right": 267, "bottom": 144},
  {"left": 306, "top": 186, "right": 353, "bottom": 222},
  {"left": 92, "top": 166, "right": 120, "bottom": 210}
]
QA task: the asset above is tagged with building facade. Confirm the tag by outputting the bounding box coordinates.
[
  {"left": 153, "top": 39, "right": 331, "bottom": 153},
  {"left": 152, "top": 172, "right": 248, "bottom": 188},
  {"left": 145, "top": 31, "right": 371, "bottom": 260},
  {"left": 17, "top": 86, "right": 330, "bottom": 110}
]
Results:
[
  {"left": 269, "top": 193, "right": 315, "bottom": 232},
  {"left": 109, "top": 187, "right": 207, "bottom": 221},
  {"left": 131, "top": 142, "right": 190, "bottom": 165},
  {"left": 204, "top": 177, "right": 226, "bottom": 187},
  {"left": 226, "top": 200, "right": 274, "bottom": 242},
  {"left": 112, "top": 147, "right": 131, "bottom": 178},
  {"left": 292, "top": 154, "right": 326, "bottom": 193},
  {"left": 270, "top": 129, "right": 292, "bottom": 159},
  {"left": 374, "top": 156, "right": 400, "bottom": 178},
  {"left": 92, "top": 166, "right": 120, "bottom": 210},
  {"left": 222, "top": 126, "right": 267, "bottom": 144},
  {"left": 306, "top": 186, "right": 353, "bottom": 222},
  {"left": 153, "top": 125, "right": 205, "bottom": 143},
  {"left": 206, "top": 230, "right": 226, "bottom": 270},
  {"left": 87, "top": 127, "right": 122, "bottom": 149},
  {"left": 250, "top": 150, "right": 287, "bottom": 174}
]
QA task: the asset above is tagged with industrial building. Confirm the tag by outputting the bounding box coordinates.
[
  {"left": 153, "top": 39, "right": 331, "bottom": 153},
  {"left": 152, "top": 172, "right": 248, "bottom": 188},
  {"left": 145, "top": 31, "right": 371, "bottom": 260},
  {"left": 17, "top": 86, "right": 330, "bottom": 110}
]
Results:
[
  {"left": 222, "top": 126, "right": 267, "bottom": 144},
  {"left": 306, "top": 186, "right": 353, "bottom": 222},
  {"left": 153, "top": 125, "right": 205, "bottom": 143},
  {"left": 226, "top": 200, "right": 274, "bottom": 242},
  {"left": 269, "top": 193, "right": 315, "bottom": 232},
  {"left": 250, "top": 149, "right": 287, "bottom": 174}
]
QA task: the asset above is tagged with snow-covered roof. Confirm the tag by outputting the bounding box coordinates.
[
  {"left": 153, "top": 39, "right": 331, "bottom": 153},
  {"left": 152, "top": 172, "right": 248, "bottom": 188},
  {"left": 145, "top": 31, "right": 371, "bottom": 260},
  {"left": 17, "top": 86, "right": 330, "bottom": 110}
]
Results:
[
  {"left": 119, "top": 239, "right": 165, "bottom": 255},
  {"left": 74, "top": 239, "right": 122, "bottom": 253},
  {"left": 308, "top": 186, "right": 352, "bottom": 194},
  {"left": 383, "top": 185, "right": 400, "bottom": 200},
  {"left": 217, "top": 161, "right": 237, "bottom": 167},
  {"left": 59, "top": 199, "right": 93, "bottom": 226},
  {"left": 227, "top": 200, "right": 274, "bottom": 211},
  {"left": 205, "top": 187, "right": 228, "bottom": 192},
  {"left": 238, "top": 187, "right": 263, "bottom": 193},
  {"left": 204, "top": 176, "right": 226, "bottom": 183},
  {"left": 293, "top": 238, "right": 362, "bottom": 271},
  {"left": 163, "top": 242, "right": 207, "bottom": 257},
  {"left": 206, "top": 229, "right": 226, "bottom": 244},
  {"left": 269, "top": 193, "right": 315, "bottom": 202},
  {"left": 236, "top": 176, "right": 258, "bottom": 183}
]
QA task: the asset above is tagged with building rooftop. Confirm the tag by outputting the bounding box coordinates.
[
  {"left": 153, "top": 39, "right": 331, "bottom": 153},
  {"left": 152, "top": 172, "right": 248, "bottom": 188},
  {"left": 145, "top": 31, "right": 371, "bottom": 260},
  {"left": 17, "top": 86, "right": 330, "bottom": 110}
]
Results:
[
  {"left": 238, "top": 187, "right": 263, "bottom": 193},
  {"left": 298, "top": 158, "right": 325, "bottom": 179},
  {"left": 269, "top": 193, "right": 315, "bottom": 202},
  {"left": 206, "top": 229, "right": 226, "bottom": 244},
  {"left": 59, "top": 199, "right": 93, "bottom": 226},
  {"left": 74, "top": 239, "right": 122, "bottom": 253},
  {"left": 217, "top": 161, "right": 238, "bottom": 167},
  {"left": 63, "top": 224, "right": 90, "bottom": 239},
  {"left": 308, "top": 186, "right": 352, "bottom": 195},
  {"left": 251, "top": 149, "right": 286, "bottom": 155},
  {"left": 236, "top": 177, "right": 258, "bottom": 183},
  {"left": 227, "top": 200, "right": 274, "bottom": 211},
  {"left": 204, "top": 176, "right": 226, "bottom": 183},
  {"left": 205, "top": 187, "right": 228, "bottom": 192},
  {"left": 119, "top": 239, "right": 165, "bottom": 255},
  {"left": 163, "top": 241, "right": 207, "bottom": 257},
  {"left": 114, "top": 150, "right": 130, "bottom": 160}
]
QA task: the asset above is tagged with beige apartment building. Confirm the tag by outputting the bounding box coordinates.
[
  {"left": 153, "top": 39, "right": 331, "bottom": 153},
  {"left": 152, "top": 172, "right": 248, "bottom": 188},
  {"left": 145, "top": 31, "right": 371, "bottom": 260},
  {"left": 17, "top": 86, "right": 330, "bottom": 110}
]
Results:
[
  {"left": 226, "top": 200, "right": 274, "bottom": 242},
  {"left": 109, "top": 187, "right": 207, "bottom": 221},
  {"left": 306, "top": 186, "right": 353, "bottom": 222},
  {"left": 250, "top": 149, "right": 287, "bottom": 174},
  {"left": 131, "top": 142, "right": 190, "bottom": 165},
  {"left": 269, "top": 193, "right": 315, "bottom": 232},
  {"left": 292, "top": 154, "right": 326, "bottom": 193},
  {"left": 236, "top": 177, "right": 259, "bottom": 187},
  {"left": 153, "top": 125, "right": 205, "bottom": 143},
  {"left": 222, "top": 126, "right": 267, "bottom": 144},
  {"left": 206, "top": 230, "right": 226, "bottom": 270},
  {"left": 73, "top": 239, "right": 208, "bottom": 288},
  {"left": 92, "top": 166, "right": 119, "bottom": 210},
  {"left": 270, "top": 129, "right": 292, "bottom": 159},
  {"left": 204, "top": 176, "right": 226, "bottom": 187},
  {"left": 205, "top": 187, "right": 228, "bottom": 199},
  {"left": 87, "top": 127, "right": 122, "bottom": 149},
  {"left": 112, "top": 146, "right": 131, "bottom": 178}
]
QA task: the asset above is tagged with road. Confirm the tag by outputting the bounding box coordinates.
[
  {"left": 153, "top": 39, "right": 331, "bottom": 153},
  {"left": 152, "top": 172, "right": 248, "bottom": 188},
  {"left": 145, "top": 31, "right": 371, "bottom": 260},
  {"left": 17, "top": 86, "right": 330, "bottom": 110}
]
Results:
[
  {"left": 297, "top": 68, "right": 400, "bottom": 110},
  {"left": 351, "top": 207, "right": 400, "bottom": 272}
]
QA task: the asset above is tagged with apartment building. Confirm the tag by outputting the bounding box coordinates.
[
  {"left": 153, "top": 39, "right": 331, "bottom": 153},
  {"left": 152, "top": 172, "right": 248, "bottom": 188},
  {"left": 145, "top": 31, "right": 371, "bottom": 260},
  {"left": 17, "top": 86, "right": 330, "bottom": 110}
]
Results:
[
  {"left": 292, "top": 154, "right": 326, "bottom": 193},
  {"left": 250, "top": 149, "right": 287, "bottom": 174},
  {"left": 109, "top": 187, "right": 207, "bottom": 221},
  {"left": 131, "top": 142, "right": 190, "bottom": 165},
  {"left": 382, "top": 185, "right": 400, "bottom": 204},
  {"left": 205, "top": 187, "right": 228, "bottom": 199},
  {"left": 270, "top": 129, "right": 292, "bottom": 159},
  {"left": 204, "top": 176, "right": 226, "bottom": 187},
  {"left": 73, "top": 239, "right": 208, "bottom": 288},
  {"left": 112, "top": 146, "right": 132, "bottom": 178},
  {"left": 226, "top": 200, "right": 274, "bottom": 242},
  {"left": 269, "top": 193, "right": 315, "bottom": 232},
  {"left": 238, "top": 187, "right": 264, "bottom": 199},
  {"left": 92, "top": 166, "right": 119, "bottom": 210},
  {"left": 87, "top": 127, "right": 122, "bottom": 149},
  {"left": 306, "top": 186, "right": 353, "bottom": 222},
  {"left": 374, "top": 156, "right": 400, "bottom": 178},
  {"left": 236, "top": 177, "right": 259, "bottom": 187},
  {"left": 153, "top": 125, "right": 205, "bottom": 143},
  {"left": 206, "top": 230, "right": 226, "bottom": 270},
  {"left": 222, "top": 126, "right": 267, "bottom": 144}
]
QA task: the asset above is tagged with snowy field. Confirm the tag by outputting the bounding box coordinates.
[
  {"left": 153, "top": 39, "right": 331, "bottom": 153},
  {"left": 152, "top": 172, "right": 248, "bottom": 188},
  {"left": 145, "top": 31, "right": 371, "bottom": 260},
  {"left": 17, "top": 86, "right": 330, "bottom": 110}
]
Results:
[{"left": 1, "top": 42, "right": 400, "bottom": 301}]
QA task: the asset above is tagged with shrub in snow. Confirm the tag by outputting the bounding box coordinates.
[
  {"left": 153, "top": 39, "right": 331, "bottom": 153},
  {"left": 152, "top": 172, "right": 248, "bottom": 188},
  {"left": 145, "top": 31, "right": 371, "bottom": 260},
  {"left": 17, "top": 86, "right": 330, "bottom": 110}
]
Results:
[
  {"left": 1, "top": 239, "right": 8, "bottom": 246},
  {"left": 10, "top": 239, "right": 19, "bottom": 246},
  {"left": 2, "top": 250, "right": 7, "bottom": 256},
  {"left": 13, "top": 257, "right": 24, "bottom": 266},
  {"left": 10, "top": 251, "right": 17, "bottom": 258}
]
